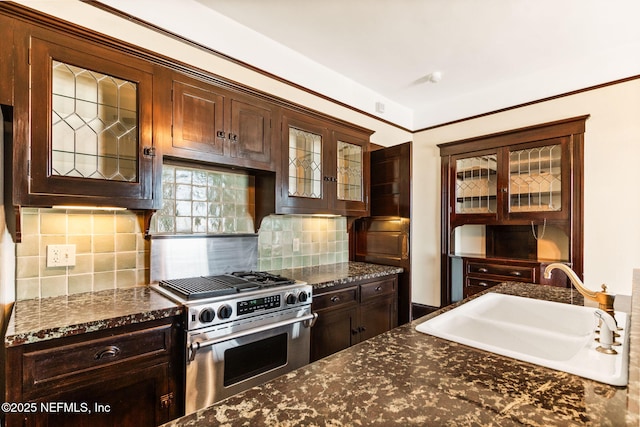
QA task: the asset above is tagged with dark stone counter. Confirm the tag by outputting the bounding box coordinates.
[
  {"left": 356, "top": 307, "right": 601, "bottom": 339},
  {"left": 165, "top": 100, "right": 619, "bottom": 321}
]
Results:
[
  {"left": 162, "top": 281, "right": 639, "bottom": 426},
  {"left": 270, "top": 261, "right": 403, "bottom": 290},
  {"left": 4, "top": 287, "right": 182, "bottom": 347}
]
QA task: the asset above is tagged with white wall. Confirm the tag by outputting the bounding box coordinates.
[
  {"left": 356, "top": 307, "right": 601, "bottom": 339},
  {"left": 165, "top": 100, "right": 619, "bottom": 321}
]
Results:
[{"left": 413, "top": 78, "right": 640, "bottom": 305}]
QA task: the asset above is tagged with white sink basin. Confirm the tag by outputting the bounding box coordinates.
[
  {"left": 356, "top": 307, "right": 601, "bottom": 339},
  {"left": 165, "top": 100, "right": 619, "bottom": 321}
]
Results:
[{"left": 416, "top": 292, "right": 629, "bottom": 386}]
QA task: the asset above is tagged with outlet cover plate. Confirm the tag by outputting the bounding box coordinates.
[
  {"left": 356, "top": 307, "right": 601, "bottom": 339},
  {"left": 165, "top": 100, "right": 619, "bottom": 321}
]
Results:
[{"left": 47, "top": 244, "right": 76, "bottom": 267}]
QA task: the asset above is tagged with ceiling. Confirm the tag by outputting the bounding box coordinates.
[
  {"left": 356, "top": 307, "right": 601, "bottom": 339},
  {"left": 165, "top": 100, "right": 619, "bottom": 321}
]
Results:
[{"left": 97, "top": 0, "right": 640, "bottom": 130}]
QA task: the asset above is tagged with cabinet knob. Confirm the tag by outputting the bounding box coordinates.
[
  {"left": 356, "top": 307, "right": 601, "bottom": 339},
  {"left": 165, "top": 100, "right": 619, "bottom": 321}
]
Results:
[
  {"left": 478, "top": 282, "right": 489, "bottom": 287},
  {"left": 375, "top": 286, "right": 383, "bottom": 292},
  {"left": 510, "top": 271, "right": 522, "bottom": 277},
  {"left": 228, "top": 133, "right": 238, "bottom": 142},
  {"left": 478, "top": 267, "right": 489, "bottom": 273},
  {"left": 330, "top": 295, "right": 340, "bottom": 303},
  {"left": 351, "top": 328, "right": 359, "bottom": 335},
  {"left": 216, "top": 130, "right": 226, "bottom": 139}
]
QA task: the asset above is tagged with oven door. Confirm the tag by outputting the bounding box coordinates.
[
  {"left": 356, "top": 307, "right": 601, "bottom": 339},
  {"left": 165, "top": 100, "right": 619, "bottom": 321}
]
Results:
[{"left": 185, "top": 306, "right": 316, "bottom": 414}]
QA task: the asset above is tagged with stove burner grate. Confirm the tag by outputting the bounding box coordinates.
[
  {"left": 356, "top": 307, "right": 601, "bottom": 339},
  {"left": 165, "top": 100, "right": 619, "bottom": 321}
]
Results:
[{"left": 159, "top": 276, "right": 247, "bottom": 300}]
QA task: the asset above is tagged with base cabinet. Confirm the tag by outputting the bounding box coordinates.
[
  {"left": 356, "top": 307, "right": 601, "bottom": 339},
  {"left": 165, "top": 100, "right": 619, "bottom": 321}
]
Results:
[
  {"left": 311, "top": 275, "right": 397, "bottom": 362},
  {"left": 4, "top": 318, "right": 182, "bottom": 427},
  {"left": 463, "top": 257, "right": 569, "bottom": 298}
]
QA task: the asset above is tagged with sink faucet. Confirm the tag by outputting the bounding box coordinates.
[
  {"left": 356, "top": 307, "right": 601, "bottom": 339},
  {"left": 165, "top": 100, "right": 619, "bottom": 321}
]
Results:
[{"left": 543, "top": 263, "right": 616, "bottom": 318}]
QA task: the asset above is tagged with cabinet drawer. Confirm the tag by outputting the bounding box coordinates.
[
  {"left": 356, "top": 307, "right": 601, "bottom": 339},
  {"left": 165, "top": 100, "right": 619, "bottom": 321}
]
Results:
[
  {"left": 467, "top": 262, "right": 534, "bottom": 281},
  {"left": 23, "top": 324, "right": 171, "bottom": 391},
  {"left": 360, "top": 278, "right": 396, "bottom": 301},
  {"left": 313, "top": 287, "right": 358, "bottom": 311}
]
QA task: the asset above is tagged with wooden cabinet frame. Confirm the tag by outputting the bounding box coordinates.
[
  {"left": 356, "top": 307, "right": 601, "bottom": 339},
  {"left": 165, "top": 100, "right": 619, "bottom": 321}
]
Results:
[{"left": 438, "top": 116, "right": 587, "bottom": 306}]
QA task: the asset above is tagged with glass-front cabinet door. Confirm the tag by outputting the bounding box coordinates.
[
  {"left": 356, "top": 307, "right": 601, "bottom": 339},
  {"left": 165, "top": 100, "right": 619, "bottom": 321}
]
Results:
[
  {"left": 26, "top": 35, "right": 156, "bottom": 208},
  {"left": 507, "top": 138, "right": 569, "bottom": 220},
  {"left": 332, "top": 130, "right": 368, "bottom": 214},
  {"left": 451, "top": 150, "right": 500, "bottom": 224},
  {"left": 280, "top": 113, "right": 331, "bottom": 212}
]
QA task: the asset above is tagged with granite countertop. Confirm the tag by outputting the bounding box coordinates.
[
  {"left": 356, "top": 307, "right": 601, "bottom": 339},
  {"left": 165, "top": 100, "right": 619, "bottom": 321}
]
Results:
[
  {"left": 270, "top": 261, "right": 404, "bottom": 290},
  {"left": 4, "top": 287, "right": 182, "bottom": 347},
  {"left": 163, "top": 281, "right": 639, "bottom": 427}
]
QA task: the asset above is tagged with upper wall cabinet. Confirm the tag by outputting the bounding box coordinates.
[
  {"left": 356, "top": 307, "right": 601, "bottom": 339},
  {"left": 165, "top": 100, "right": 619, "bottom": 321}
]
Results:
[
  {"left": 0, "top": 14, "right": 14, "bottom": 105},
  {"left": 11, "top": 27, "right": 159, "bottom": 210},
  {"left": 278, "top": 109, "right": 371, "bottom": 216},
  {"left": 160, "top": 72, "right": 276, "bottom": 171},
  {"left": 449, "top": 137, "right": 570, "bottom": 226}
]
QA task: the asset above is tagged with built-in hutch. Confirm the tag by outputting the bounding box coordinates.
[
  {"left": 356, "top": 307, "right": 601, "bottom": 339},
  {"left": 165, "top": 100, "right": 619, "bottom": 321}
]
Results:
[{"left": 438, "top": 116, "right": 587, "bottom": 305}]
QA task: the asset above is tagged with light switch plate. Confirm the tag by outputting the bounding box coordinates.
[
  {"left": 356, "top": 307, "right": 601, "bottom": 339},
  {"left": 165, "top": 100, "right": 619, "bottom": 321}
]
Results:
[{"left": 47, "top": 244, "right": 76, "bottom": 267}]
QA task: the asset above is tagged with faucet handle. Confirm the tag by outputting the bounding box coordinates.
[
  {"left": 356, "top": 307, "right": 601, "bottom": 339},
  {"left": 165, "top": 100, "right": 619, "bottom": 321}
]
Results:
[{"left": 601, "top": 283, "right": 608, "bottom": 293}]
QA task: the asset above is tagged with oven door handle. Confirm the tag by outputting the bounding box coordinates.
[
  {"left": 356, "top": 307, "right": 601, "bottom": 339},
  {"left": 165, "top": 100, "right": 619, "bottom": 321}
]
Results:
[{"left": 188, "top": 312, "right": 318, "bottom": 362}]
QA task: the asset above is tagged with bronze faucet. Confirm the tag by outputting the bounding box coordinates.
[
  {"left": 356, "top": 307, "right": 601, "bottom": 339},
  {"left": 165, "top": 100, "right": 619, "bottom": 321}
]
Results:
[{"left": 543, "top": 263, "right": 616, "bottom": 318}]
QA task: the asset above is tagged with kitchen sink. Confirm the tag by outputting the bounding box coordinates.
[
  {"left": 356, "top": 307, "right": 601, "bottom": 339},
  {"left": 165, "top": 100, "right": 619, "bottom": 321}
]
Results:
[{"left": 416, "top": 292, "right": 629, "bottom": 386}]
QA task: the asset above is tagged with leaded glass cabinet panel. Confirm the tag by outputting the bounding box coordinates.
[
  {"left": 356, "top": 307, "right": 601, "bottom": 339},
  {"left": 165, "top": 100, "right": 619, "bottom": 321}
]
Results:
[
  {"left": 288, "top": 126, "right": 323, "bottom": 199},
  {"left": 508, "top": 144, "right": 562, "bottom": 213},
  {"left": 51, "top": 60, "right": 139, "bottom": 182},
  {"left": 454, "top": 154, "right": 498, "bottom": 214},
  {"left": 336, "top": 140, "right": 363, "bottom": 202}
]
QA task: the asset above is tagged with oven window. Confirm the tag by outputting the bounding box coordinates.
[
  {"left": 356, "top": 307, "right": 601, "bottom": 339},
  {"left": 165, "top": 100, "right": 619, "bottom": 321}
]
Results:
[{"left": 224, "top": 333, "right": 288, "bottom": 387}]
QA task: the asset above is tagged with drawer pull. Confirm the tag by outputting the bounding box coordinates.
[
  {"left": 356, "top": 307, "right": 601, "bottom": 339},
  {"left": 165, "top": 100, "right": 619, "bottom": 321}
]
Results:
[
  {"left": 375, "top": 286, "right": 383, "bottom": 292},
  {"left": 330, "top": 295, "right": 341, "bottom": 303},
  {"left": 94, "top": 346, "right": 121, "bottom": 360},
  {"left": 477, "top": 267, "right": 489, "bottom": 273},
  {"left": 478, "top": 282, "right": 489, "bottom": 287},
  {"left": 510, "top": 271, "right": 522, "bottom": 277}
]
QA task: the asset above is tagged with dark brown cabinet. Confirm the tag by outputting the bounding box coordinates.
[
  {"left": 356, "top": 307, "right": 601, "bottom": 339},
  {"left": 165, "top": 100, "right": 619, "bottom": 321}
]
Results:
[
  {"left": 462, "top": 257, "right": 568, "bottom": 298},
  {"left": 278, "top": 109, "right": 371, "bottom": 216},
  {"left": 5, "top": 317, "right": 182, "bottom": 427},
  {"left": 370, "top": 142, "right": 411, "bottom": 218},
  {"left": 0, "top": 14, "right": 13, "bottom": 105},
  {"left": 162, "top": 72, "right": 275, "bottom": 171},
  {"left": 311, "top": 275, "right": 397, "bottom": 361},
  {"left": 11, "top": 27, "right": 158, "bottom": 210},
  {"left": 438, "top": 116, "right": 587, "bottom": 306}
]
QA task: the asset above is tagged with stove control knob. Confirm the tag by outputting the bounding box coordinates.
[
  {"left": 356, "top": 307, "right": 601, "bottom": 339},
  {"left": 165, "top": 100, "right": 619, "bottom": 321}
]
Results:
[
  {"left": 286, "top": 293, "right": 297, "bottom": 305},
  {"left": 298, "top": 291, "right": 308, "bottom": 303},
  {"left": 199, "top": 308, "right": 215, "bottom": 323},
  {"left": 218, "top": 304, "right": 233, "bottom": 319}
]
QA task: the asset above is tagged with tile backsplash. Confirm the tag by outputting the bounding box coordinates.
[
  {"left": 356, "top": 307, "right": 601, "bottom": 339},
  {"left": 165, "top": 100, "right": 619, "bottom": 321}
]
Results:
[
  {"left": 257, "top": 215, "right": 348, "bottom": 271},
  {"left": 149, "top": 164, "right": 255, "bottom": 234},
  {"left": 15, "top": 208, "right": 149, "bottom": 300},
  {"left": 14, "top": 164, "right": 349, "bottom": 300}
]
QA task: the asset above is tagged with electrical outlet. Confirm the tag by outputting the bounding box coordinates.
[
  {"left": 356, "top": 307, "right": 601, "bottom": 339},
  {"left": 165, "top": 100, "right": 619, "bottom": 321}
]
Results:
[
  {"left": 292, "top": 238, "right": 300, "bottom": 252},
  {"left": 47, "top": 244, "right": 76, "bottom": 267}
]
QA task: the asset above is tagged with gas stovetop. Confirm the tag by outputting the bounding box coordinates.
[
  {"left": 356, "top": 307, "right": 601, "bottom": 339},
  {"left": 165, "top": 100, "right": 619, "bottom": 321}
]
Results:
[{"left": 158, "top": 271, "right": 296, "bottom": 301}]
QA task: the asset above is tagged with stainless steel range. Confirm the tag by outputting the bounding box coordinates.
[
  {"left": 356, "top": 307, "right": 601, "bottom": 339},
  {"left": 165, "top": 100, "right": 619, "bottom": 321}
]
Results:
[{"left": 151, "top": 237, "right": 315, "bottom": 414}]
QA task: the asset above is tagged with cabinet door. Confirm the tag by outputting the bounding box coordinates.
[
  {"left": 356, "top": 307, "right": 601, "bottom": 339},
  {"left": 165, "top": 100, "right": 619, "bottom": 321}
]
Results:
[
  {"left": 310, "top": 305, "right": 358, "bottom": 362},
  {"left": 21, "top": 364, "right": 172, "bottom": 427},
  {"left": 27, "top": 35, "right": 155, "bottom": 207},
  {"left": 358, "top": 295, "right": 397, "bottom": 342},
  {"left": 332, "top": 129, "right": 369, "bottom": 215},
  {"left": 280, "top": 112, "right": 331, "bottom": 213},
  {"left": 171, "top": 78, "right": 225, "bottom": 157},
  {"left": 228, "top": 97, "right": 272, "bottom": 167},
  {"left": 450, "top": 149, "right": 501, "bottom": 226},
  {"left": 505, "top": 137, "right": 570, "bottom": 221}
]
